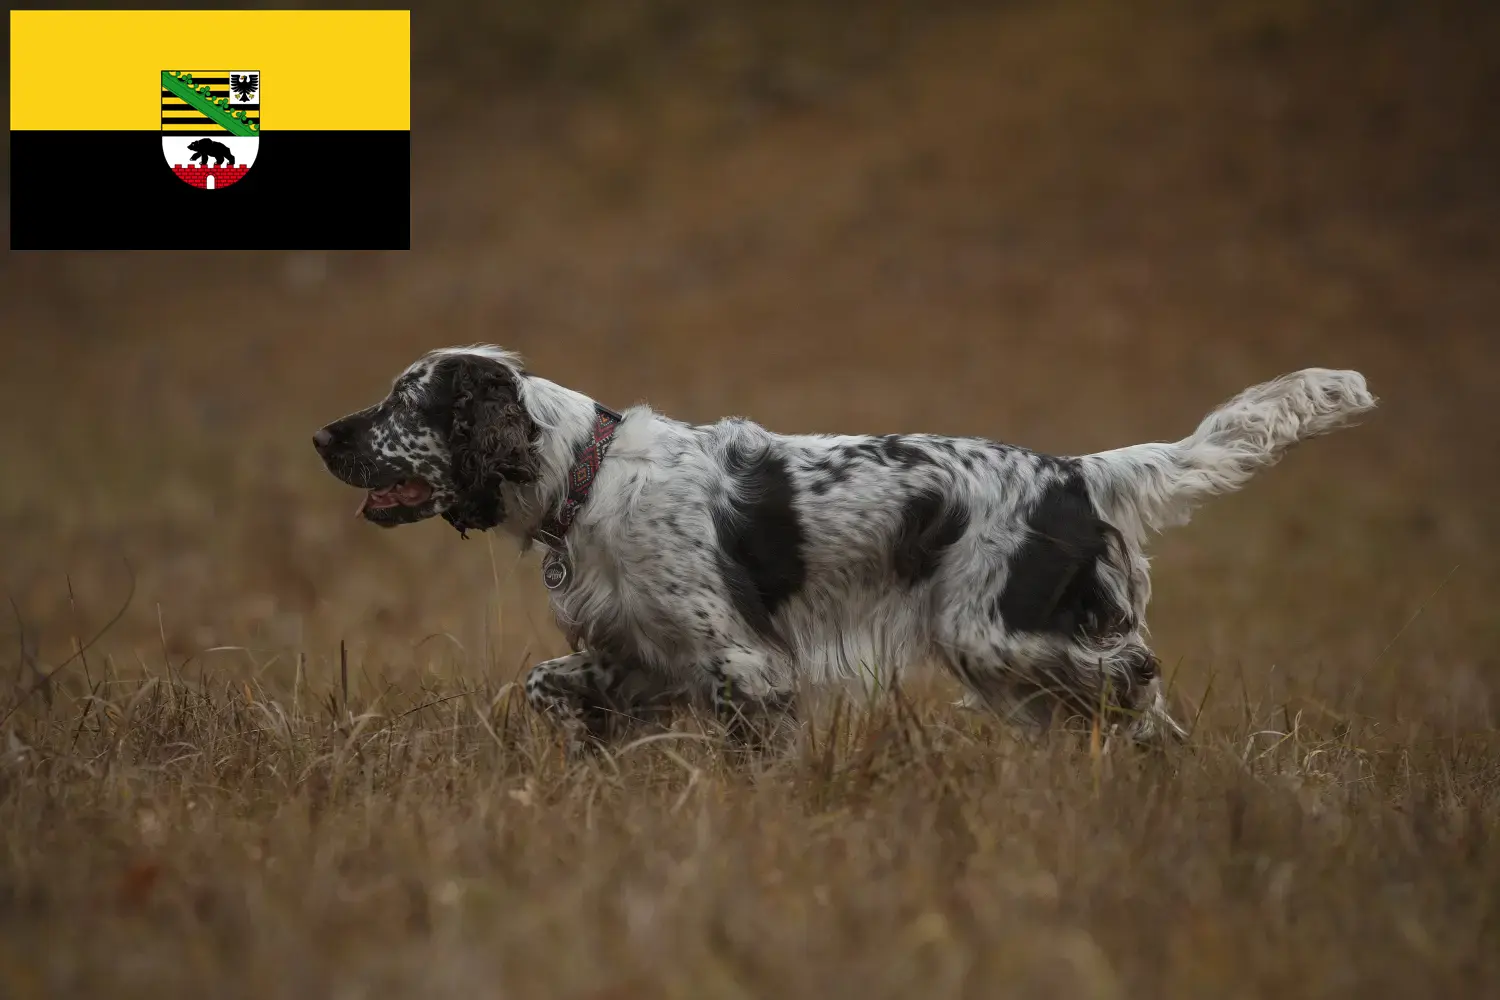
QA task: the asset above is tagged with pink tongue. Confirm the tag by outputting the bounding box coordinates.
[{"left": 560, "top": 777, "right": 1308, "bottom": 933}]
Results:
[
  {"left": 356, "top": 480, "right": 432, "bottom": 516},
  {"left": 360, "top": 488, "right": 403, "bottom": 512}
]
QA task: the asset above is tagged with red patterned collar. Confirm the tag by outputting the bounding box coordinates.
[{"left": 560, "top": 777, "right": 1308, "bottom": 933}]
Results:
[{"left": 531, "top": 403, "right": 623, "bottom": 551}]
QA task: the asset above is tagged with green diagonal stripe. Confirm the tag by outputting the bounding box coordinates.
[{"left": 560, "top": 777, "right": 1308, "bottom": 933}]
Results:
[{"left": 161, "top": 71, "right": 258, "bottom": 137}]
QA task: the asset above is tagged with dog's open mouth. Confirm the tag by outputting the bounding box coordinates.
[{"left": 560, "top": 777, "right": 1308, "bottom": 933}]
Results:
[{"left": 356, "top": 479, "right": 433, "bottom": 517}]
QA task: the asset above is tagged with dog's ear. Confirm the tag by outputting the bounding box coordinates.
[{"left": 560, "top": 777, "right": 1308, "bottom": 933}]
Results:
[{"left": 443, "top": 356, "right": 537, "bottom": 533}]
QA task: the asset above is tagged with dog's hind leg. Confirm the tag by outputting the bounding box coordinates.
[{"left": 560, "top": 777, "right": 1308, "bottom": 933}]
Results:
[
  {"left": 1124, "top": 672, "right": 1189, "bottom": 745},
  {"left": 935, "top": 602, "right": 1182, "bottom": 743}
]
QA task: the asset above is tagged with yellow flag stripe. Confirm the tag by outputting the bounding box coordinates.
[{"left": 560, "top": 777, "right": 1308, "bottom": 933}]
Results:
[{"left": 10, "top": 10, "right": 409, "bottom": 130}]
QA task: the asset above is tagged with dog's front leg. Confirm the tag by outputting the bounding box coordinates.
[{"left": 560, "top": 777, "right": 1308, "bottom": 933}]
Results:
[
  {"left": 523, "top": 650, "right": 627, "bottom": 747},
  {"left": 523, "top": 649, "right": 683, "bottom": 749},
  {"left": 703, "top": 648, "right": 798, "bottom": 752}
]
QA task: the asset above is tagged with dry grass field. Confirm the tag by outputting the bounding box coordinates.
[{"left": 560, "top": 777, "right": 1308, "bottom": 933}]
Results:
[{"left": 3, "top": 2, "right": 1500, "bottom": 996}]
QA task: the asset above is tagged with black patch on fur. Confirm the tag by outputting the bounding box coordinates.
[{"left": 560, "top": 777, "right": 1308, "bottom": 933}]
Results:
[
  {"left": 892, "top": 487, "right": 969, "bottom": 585},
  {"left": 881, "top": 435, "right": 935, "bottom": 468},
  {"left": 930, "top": 438, "right": 960, "bottom": 456},
  {"left": 996, "top": 472, "right": 1124, "bottom": 638},
  {"left": 984, "top": 441, "right": 1049, "bottom": 463},
  {"left": 437, "top": 354, "right": 538, "bottom": 535},
  {"left": 805, "top": 454, "right": 852, "bottom": 496},
  {"left": 713, "top": 444, "right": 807, "bottom": 646}
]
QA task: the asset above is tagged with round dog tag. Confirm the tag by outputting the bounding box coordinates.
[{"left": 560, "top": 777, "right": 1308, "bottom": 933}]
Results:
[{"left": 541, "top": 551, "right": 570, "bottom": 590}]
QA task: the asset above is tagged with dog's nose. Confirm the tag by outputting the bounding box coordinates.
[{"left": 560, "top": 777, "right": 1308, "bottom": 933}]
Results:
[{"left": 313, "top": 427, "right": 335, "bottom": 451}]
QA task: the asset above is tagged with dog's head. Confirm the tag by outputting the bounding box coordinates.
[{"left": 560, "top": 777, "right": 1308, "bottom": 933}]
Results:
[{"left": 313, "top": 347, "right": 538, "bottom": 534}]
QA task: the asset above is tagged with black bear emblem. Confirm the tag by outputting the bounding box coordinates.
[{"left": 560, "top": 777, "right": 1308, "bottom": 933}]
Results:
[{"left": 187, "top": 137, "right": 236, "bottom": 167}]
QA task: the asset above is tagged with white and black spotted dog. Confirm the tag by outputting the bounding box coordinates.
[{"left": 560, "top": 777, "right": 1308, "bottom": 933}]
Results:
[{"left": 314, "top": 346, "right": 1375, "bottom": 747}]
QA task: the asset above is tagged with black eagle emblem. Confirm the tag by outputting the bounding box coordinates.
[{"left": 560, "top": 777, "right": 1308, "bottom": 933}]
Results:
[{"left": 230, "top": 73, "right": 259, "bottom": 101}]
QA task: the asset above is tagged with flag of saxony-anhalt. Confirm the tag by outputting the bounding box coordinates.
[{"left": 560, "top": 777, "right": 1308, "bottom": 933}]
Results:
[{"left": 9, "top": 10, "right": 410, "bottom": 250}]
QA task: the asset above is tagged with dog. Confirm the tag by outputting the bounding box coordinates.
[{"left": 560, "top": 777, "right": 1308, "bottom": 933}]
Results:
[
  {"left": 314, "top": 346, "right": 1375, "bottom": 747},
  {"left": 186, "top": 137, "right": 235, "bottom": 167}
]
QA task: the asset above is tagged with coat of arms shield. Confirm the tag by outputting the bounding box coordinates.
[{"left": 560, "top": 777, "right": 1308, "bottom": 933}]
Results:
[{"left": 161, "top": 70, "right": 260, "bottom": 189}]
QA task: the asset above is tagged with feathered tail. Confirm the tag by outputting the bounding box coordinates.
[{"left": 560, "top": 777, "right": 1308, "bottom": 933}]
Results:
[{"left": 1081, "top": 368, "right": 1377, "bottom": 542}]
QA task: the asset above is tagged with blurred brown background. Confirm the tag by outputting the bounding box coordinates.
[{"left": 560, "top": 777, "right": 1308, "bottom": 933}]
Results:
[{"left": 3, "top": 0, "right": 1498, "bottom": 730}]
